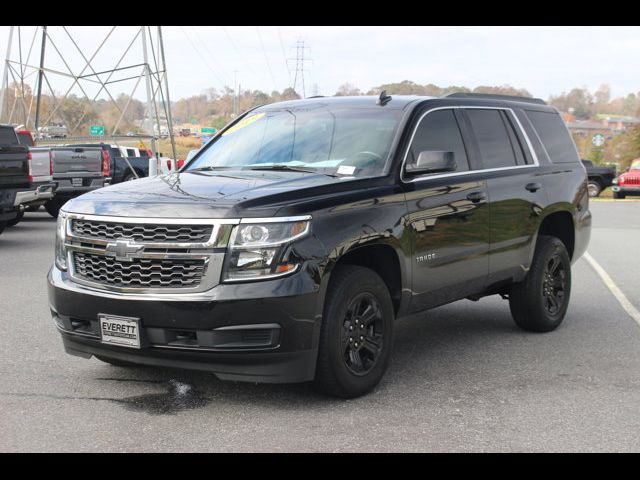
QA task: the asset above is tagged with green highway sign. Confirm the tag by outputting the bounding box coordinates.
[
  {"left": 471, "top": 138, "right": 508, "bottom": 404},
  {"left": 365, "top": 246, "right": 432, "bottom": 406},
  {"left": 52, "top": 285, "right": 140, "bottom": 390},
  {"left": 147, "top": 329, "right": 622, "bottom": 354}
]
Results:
[
  {"left": 201, "top": 127, "right": 217, "bottom": 134},
  {"left": 89, "top": 125, "right": 105, "bottom": 136}
]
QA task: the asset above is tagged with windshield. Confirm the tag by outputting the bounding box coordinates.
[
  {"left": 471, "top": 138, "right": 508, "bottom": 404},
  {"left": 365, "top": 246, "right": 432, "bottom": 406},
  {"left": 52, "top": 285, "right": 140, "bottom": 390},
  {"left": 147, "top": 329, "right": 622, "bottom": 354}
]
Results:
[
  {"left": 186, "top": 106, "right": 402, "bottom": 177},
  {"left": 631, "top": 160, "right": 640, "bottom": 170}
]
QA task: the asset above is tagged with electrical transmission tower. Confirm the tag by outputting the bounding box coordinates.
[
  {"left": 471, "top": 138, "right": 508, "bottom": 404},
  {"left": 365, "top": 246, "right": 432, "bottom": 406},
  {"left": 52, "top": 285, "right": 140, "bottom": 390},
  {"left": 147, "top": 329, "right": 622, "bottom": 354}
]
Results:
[
  {"left": 0, "top": 26, "right": 178, "bottom": 170},
  {"left": 288, "top": 40, "right": 312, "bottom": 98}
]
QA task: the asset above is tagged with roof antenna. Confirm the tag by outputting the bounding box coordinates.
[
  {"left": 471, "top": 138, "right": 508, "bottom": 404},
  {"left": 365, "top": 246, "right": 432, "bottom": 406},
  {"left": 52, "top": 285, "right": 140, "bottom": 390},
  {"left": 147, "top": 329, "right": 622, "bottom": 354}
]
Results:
[{"left": 377, "top": 90, "right": 392, "bottom": 106}]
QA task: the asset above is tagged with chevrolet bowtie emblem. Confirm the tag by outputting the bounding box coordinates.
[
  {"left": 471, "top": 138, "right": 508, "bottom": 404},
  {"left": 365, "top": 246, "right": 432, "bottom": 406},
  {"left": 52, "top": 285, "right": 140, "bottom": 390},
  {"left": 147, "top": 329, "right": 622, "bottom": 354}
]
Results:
[{"left": 105, "top": 239, "right": 143, "bottom": 262}]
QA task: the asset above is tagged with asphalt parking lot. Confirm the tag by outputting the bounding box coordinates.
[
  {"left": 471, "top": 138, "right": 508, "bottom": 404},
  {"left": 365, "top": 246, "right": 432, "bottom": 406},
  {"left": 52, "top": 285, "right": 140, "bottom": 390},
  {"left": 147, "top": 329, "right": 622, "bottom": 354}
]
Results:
[{"left": 1, "top": 201, "right": 639, "bottom": 452}]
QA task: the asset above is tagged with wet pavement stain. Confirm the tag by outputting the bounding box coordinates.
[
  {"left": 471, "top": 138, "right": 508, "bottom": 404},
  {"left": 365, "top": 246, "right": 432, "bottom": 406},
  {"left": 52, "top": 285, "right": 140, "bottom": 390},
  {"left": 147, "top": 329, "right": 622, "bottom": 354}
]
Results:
[
  {"left": 117, "top": 379, "right": 210, "bottom": 415},
  {"left": 1, "top": 379, "right": 210, "bottom": 416}
]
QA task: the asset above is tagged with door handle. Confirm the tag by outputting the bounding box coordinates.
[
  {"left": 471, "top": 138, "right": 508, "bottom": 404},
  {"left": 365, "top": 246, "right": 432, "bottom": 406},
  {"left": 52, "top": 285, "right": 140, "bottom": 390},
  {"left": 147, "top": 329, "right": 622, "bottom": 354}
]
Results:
[
  {"left": 526, "top": 182, "right": 542, "bottom": 192},
  {"left": 466, "top": 191, "right": 487, "bottom": 203}
]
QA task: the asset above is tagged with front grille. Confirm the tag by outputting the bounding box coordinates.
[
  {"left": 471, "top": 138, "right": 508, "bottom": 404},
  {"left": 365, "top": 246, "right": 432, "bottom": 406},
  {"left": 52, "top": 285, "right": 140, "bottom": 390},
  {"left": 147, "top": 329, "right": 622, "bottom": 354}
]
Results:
[
  {"left": 74, "top": 252, "right": 207, "bottom": 289},
  {"left": 72, "top": 219, "right": 213, "bottom": 243},
  {"left": 624, "top": 176, "right": 640, "bottom": 185}
]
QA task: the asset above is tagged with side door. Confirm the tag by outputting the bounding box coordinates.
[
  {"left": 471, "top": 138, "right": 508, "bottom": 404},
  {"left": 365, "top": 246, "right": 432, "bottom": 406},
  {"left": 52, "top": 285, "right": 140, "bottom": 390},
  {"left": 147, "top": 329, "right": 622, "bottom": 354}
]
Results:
[
  {"left": 461, "top": 107, "right": 547, "bottom": 287},
  {"left": 403, "top": 108, "right": 490, "bottom": 312}
]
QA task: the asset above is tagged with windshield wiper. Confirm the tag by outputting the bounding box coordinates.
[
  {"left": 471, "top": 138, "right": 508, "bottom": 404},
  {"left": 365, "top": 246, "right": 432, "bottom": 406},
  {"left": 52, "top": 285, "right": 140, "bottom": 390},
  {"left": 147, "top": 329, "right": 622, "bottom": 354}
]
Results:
[
  {"left": 188, "top": 166, "right": 234, "bottom": 172},
  {"left": 248, "top": 164, "right": 338, "bottom": 177}
]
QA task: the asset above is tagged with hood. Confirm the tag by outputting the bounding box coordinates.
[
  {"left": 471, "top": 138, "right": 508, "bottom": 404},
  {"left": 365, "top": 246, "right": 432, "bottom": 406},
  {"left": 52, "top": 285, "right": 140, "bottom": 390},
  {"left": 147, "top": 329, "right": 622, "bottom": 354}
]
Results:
[
  {"left": 619, "top": 169, "right": 640, "bottom": 180},
  {"left": 64, "top": 170, "right": 355, "bottom": 218}
]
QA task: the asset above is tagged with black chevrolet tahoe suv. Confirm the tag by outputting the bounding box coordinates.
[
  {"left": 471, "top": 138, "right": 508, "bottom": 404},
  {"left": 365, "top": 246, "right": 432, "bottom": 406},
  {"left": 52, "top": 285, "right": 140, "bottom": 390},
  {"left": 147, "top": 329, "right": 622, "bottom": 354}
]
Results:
[{"left": 48, "top": 93, "right": 591, "bottom": 398}]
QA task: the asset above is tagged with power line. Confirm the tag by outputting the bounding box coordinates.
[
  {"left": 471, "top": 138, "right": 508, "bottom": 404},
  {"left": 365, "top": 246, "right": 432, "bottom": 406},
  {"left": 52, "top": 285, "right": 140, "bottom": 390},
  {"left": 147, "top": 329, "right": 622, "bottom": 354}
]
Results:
[
  {"left": 255, "top": 27, "right": 277, "bottom": 92},
  {"left": 178, "top": 26, "right": 228, "bottom": 87},
  {"left": 220, "top": 26, "right": 262, "bottom": 85},
  {"left": 277, "top": 27, "right": 291, "bottom": 84},
  {"left": 191, "top": 26, "right": 234, "bottom": 85}
]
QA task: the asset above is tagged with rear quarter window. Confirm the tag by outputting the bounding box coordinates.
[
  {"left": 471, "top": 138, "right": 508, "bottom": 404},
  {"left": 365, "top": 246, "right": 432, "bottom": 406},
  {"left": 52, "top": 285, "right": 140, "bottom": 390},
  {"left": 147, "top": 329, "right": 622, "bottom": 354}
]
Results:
[{"left": 525, "top": 110, "right": 579, "bottom": 164}]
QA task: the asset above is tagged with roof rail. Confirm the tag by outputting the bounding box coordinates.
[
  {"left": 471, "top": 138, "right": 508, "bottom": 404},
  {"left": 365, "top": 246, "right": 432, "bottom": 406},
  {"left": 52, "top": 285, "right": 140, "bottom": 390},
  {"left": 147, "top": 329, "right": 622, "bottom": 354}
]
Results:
[{"left": 445, "top": 92, "right": 547, "bottom": 105}]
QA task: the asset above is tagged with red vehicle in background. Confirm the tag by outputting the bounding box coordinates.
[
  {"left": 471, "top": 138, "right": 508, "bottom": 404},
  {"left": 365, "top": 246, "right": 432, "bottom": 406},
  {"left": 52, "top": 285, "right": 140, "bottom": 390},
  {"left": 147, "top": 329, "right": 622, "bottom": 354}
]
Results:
[{"left": 612, "top": 159, "right": 640, "bottom": 199}]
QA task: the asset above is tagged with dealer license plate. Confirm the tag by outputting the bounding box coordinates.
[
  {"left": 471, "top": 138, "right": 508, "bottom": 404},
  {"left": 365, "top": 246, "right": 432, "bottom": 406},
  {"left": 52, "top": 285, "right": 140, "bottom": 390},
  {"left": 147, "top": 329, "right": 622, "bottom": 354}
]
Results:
[{"left": 99, "top": 314, "right": 141, "bottom": 349}]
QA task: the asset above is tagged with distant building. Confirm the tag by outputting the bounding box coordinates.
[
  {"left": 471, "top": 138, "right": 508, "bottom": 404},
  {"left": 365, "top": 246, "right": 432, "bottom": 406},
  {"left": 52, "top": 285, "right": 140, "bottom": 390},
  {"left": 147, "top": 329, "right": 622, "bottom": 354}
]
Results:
[{"left": 560, "top": 111, "right": 640, "bottom": 138}]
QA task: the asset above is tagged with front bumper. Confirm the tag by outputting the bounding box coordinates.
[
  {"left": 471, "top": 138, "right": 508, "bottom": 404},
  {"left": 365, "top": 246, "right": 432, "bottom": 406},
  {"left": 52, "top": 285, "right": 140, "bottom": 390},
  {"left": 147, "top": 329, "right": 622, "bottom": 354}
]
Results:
[
  {"left": 612, "top": 185, "right": 640, "bottom": 195},
  {"left": 47, "top": 265, "right": 322, "bottom": 383},
  {"left": 13, "top": 182, "right": 56, "bottom": 206}
]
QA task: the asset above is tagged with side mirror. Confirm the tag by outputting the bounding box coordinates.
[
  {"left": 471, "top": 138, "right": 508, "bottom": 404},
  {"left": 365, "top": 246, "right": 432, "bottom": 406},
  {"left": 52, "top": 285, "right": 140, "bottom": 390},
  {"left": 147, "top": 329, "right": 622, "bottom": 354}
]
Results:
[
  {"left": 625, "top": 167, "right": 630, "bottom": 172},
  {"left": 405, "top": 151, "right": 456, "bottom": 176}
]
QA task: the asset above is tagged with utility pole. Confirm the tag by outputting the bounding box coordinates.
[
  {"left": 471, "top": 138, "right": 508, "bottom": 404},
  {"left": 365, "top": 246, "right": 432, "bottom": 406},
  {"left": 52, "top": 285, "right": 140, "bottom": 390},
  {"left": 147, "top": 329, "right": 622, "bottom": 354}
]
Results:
[
  {"left": 34, "top": 26, "right": 47, "bottom": 134},
  {"left": 157, "top": 26, "right": 177, "bottom": 170},
  {"left": 141, "top": 26, "right": 159, "bottom": 173},
  {"left": 233, "top": 70, "right": 238, "bottom": 117},
  {"left": 288, "top": 40, "right": 311, "bottom": 98},
  {"left": 0, "top": 26, "right": 14, "bottom": 123}
]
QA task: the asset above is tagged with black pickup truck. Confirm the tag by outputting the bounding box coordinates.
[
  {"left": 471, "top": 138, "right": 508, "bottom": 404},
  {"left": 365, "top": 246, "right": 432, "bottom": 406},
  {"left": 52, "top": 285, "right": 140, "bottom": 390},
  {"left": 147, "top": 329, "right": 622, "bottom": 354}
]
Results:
[
  {"left": 581, "top": 159, "right": 616, "bottom": 197},
  {"left": 48, "top": 93, "right": 591, "bottom": 398},
  {"left": 0, "top": 125, "right": 29, "bottom": 235},
  {"left": 71, "top": 143, "right": 150, "bottom": 184}
]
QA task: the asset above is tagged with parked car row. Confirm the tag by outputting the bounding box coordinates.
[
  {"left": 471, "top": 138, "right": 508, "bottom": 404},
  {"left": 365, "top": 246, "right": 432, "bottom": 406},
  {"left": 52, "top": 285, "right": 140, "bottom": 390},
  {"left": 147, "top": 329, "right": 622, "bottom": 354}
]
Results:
[{"left": 0, "top": 127, "right": 167, "bottom": 233}]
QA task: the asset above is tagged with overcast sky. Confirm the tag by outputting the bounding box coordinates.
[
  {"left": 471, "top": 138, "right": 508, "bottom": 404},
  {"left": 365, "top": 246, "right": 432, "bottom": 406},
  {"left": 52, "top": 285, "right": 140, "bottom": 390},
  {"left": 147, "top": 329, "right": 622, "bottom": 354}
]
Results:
[{"left": 1, "top": 26, "right": 639, "bottom": 101}]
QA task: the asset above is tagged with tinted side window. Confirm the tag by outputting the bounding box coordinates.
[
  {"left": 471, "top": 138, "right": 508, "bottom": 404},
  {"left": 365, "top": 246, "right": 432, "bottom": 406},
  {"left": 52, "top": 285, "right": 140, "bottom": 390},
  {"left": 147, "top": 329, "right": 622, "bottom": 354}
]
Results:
[
  {"left": 525, "top": 110, "right": 579, "bottom": 164},
  {"left": 466, "top": 109, "right": 519, "bottom": 169},
  {"left": 408, "top": 109, "right": 469, "bottom": 172}
]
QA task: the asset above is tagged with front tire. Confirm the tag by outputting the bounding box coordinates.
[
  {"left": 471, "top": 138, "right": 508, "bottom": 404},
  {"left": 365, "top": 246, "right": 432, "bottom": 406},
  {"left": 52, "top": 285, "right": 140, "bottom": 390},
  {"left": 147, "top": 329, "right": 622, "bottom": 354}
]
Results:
[
  {"left": 0, "top": 221, "right": 6, "bottom": 235},
  {"left": 587, "top": 181, "right": 602, "bottom": 197},
  {"left": 509, "top": 236, "right": 571, "bottom": 333},
  {"left": 314, "top": 265, "right": 395, "bottom": 398},
  {"left": 613, "top": 191, "right": 626, "bottom": 199},
  {"left": 44, "top": 199, "right": 65, "bottom": 218}
]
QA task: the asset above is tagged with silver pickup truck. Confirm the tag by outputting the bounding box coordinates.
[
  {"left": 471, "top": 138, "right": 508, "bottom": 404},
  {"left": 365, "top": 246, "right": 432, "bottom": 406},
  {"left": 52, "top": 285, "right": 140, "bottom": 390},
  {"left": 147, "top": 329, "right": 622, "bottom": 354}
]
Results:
[
  {"left": 43, "top": 145, "right": 109, "bottom": 218},
  {"left": 7, "top": 131, "right": 56, "bottom": 226}
]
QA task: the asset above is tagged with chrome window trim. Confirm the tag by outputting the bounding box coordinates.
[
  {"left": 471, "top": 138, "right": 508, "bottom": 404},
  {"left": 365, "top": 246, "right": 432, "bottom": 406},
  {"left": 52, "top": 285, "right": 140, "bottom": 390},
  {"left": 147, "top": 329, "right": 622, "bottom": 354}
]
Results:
[{"left": 400, "top": 105, "right": 540, "bottom": 184}]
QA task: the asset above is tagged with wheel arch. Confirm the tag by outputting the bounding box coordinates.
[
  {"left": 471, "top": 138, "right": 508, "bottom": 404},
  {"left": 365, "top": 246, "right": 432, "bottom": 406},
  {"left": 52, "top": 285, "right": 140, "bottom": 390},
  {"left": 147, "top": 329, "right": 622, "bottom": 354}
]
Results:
[
  {"left": 324, "top": 241, "right": 408, "bottom": 317},
  {"left": 536, "top": 209, "right": 575, "bottom": 260}
]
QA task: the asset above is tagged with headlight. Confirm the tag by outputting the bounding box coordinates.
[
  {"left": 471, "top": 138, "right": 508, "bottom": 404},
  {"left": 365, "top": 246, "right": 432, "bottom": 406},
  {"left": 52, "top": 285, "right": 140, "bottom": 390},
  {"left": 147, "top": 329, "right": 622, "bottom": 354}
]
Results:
[
  {"left": 55, "top": 212, "right": 67, "bottom": 270},
  {"left": 223, "top": 218, "right": 310, "bottom": 281},
  {"left": 612, "top": 178, "right": 618, "bottom": 185}
]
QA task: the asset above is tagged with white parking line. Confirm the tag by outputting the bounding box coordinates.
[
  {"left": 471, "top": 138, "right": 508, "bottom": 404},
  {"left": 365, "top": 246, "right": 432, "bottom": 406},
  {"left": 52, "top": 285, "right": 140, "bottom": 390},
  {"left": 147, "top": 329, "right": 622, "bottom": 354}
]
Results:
[{"left": 584, "top": 252, "right": 640, "bottom": 328}]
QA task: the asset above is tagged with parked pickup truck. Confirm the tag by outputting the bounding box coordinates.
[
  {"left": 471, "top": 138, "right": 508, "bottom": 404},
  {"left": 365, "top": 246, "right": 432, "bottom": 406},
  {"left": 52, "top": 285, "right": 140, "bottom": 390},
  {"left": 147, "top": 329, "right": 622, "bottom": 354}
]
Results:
[
  {"left": 43, "top": 145, "right": 110, "bottom": 218},
  {"left": 72, "top": 143, "right": 150, "bottom": 184},
  {"left": 0, "top": 125, "right": 29, "bottom": 235},
  {"left": 581, "top": 159, "right": 616, "bottom": 197},
  {"left": 612, "top": 159, "right": 640, "bottom": 199},
  {"left": 48, "top": 93, "right": 591, "bottom": 398}
]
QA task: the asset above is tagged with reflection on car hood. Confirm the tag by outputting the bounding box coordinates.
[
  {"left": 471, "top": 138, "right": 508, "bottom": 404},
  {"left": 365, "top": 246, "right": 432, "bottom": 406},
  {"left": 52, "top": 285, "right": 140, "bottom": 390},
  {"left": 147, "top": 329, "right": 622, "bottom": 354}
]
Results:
[{"left": 63, "top": 170, "right": 353, "bottom": 218}]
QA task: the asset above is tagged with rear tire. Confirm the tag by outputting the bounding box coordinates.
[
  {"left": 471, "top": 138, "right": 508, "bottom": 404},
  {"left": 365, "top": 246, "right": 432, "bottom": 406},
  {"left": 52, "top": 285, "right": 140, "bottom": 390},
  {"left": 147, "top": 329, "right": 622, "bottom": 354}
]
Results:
[
  {"left": 0, "top": 221, "right": 5, "bottom": 235},
  {"left": 7, "top": 211, "right": 24, "bottom": 227},
  {"left": 509, "top": 236, "right": 571, "bottom": 333},
  {"left": 313, "top": 265, "right": 395, "bottom": 398},
  {"left": 613, "top": 191, "right": 626, "bottom": 199},
  {"left": 123, "top": 173, "right": 139, "bottom": 182},
  {"left": 587, "top": 181, "right": 602, "bottom": 198},
  {"left": 95, "top": 355, "right": 138, "bottom": 367},
  {"left": 44, "top": 199, "right": 64, "bottom": 218}
]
